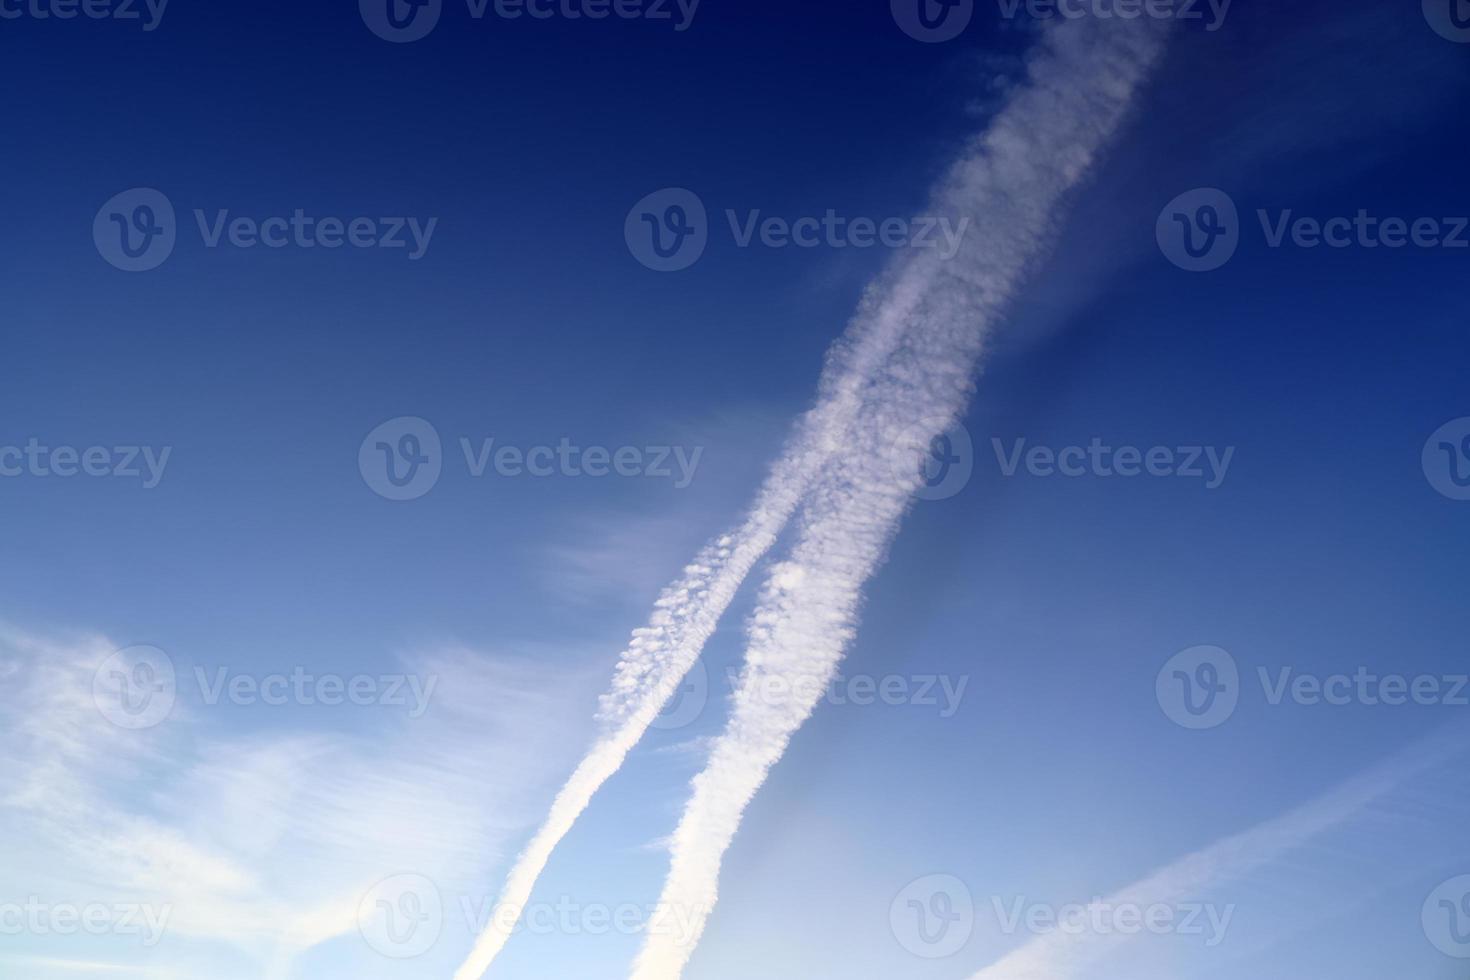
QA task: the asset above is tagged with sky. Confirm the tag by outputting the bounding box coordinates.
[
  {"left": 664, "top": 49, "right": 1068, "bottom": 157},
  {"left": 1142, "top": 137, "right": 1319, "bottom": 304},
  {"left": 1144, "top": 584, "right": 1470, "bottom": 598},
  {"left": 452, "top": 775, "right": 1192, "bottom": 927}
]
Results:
[{"left": 2, "top": 1, "right": 1469, "bottom": 978}]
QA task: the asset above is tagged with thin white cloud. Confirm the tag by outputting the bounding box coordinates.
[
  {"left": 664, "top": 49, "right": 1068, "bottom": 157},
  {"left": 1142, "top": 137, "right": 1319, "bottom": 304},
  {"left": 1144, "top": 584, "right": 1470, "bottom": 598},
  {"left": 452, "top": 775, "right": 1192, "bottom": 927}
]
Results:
[
  {"left": 629, "top": 18, "right": 1170, "bottom": 978},
  {"left": 0, "top": 625, "right": 586, "bottom": 978},
  {"left": 964, "top": 728, "right": 1469, "bottom": 980}
]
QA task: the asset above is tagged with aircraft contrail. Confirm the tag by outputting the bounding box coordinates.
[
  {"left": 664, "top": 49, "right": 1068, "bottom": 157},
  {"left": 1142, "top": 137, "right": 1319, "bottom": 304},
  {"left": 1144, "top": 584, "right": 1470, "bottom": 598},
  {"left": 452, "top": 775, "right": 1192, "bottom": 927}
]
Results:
[
  {"left": 629, "top": 18, "right": 1170, "bottom": 978},
  {"left": 453, "top": 64, "right": 980, "bottom": 980},
  {"left": 965, "top": 728, "right": 1467, "bottom": 980}
]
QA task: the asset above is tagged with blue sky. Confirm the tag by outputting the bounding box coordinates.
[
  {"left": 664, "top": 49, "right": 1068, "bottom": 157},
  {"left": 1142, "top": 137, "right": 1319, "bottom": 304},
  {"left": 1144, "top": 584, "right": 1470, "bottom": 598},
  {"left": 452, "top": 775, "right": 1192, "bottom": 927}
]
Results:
[{"left": 2, "top": 1, "right": 1469, "bottom": 978}]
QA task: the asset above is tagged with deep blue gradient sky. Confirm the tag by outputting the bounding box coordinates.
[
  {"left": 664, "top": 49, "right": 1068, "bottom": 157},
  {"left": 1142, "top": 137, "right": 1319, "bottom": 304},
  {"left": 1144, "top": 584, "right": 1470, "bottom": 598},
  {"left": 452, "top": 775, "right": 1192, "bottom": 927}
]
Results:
[{"left": 3, "top": 2, "right": 1469, "bottom": 979}]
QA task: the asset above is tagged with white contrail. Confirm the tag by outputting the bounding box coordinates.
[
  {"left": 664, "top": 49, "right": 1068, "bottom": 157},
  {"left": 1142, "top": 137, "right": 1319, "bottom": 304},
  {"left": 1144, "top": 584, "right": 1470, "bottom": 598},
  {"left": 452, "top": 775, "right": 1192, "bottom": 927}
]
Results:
[
  {"left": 630, "top": 19, "right": 1170, "bottom": 979},
  {"left": 965, "top": 728, "right": 1468, "bottom": 980},
  {"left": 453, "top": 44, "right": 992, "bottom": 980}
]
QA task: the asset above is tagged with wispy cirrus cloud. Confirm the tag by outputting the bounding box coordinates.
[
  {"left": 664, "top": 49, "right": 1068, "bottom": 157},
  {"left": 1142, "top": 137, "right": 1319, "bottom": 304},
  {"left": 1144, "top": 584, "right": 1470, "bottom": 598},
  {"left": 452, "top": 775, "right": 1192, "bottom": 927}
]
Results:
[
  {"left": 0, "top": 625, "right": 589, "bottom": 979},
  {"left": 631, "top": 18, "right": 1171, "bottom": 978},
  {"left": 965, "top": 727, "right": 1470, "bottom": 980}
]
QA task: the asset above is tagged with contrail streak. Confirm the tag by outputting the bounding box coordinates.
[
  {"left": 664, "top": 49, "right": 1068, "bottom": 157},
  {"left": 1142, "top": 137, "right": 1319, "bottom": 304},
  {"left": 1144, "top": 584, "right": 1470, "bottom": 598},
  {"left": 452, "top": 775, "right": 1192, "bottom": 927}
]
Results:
[
  {"left": 630, "top": 19, "right": 1169, "bottom": 978},
  {"left": 453, "top": 57, "right": 981, "bottom": 980},
  {"left": 965, "top": 728, "right": 1468, "bottom": 980}
]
